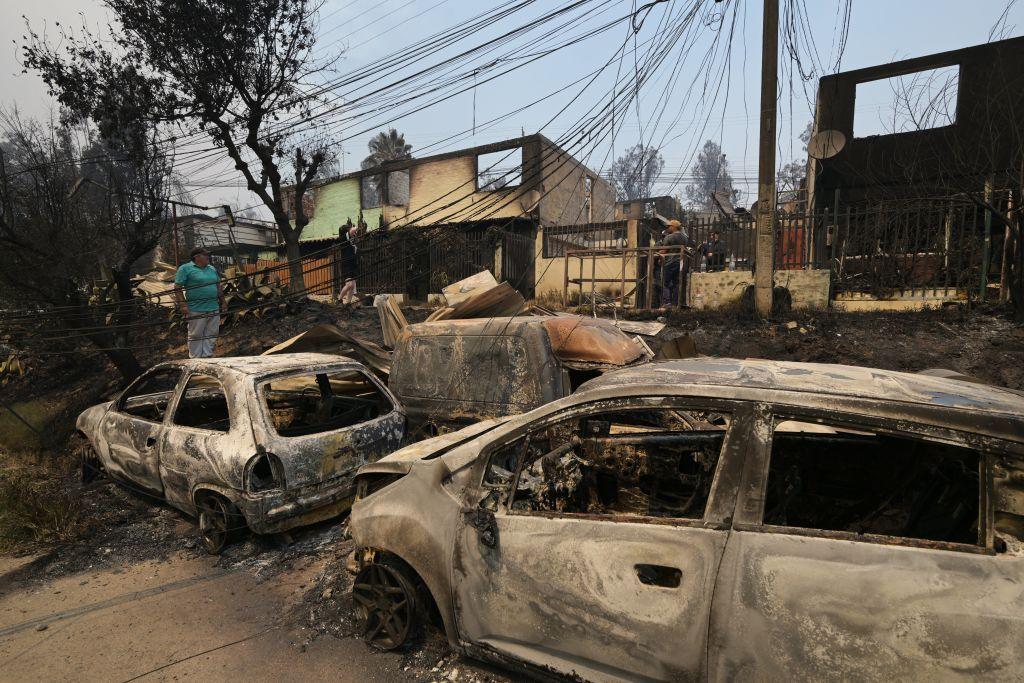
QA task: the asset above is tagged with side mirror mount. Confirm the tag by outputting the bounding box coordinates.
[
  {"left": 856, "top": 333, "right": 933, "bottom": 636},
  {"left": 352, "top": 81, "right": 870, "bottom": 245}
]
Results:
[{"left": 462, "top": 506, "right": 498, "bottom": 549}]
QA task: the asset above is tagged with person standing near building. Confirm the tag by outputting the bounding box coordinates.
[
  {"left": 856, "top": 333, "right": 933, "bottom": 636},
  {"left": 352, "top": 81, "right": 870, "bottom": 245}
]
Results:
[
  {"left": 660, "top": 220, "right": 689, "bottom": 306},
  {"left": 338, "top": 223, "right": 361, "bottom": 306},
  {"left": 173, "top": 247, "right": 223, "bottom": 358},
  {"left": 699, "top": 230, "right": 726, "bottom": 271}
]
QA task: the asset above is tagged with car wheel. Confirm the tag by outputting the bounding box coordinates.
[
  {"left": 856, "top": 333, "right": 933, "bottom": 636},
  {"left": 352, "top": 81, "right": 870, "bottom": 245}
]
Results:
[
  {"left": 352, "top": 562, "right": 421, "bottom": 650},
  {"left": 73, "top": 434, "right": 102, "bottom": 484},
  {"left": 197, "top": 494, "right": 241, "bottom": 555}
]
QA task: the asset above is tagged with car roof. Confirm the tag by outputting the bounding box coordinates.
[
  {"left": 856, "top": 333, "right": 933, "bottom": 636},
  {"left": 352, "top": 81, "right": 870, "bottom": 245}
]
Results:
[
  {"left": 164, "top": 353, "right": 360, "bottom": 377},
  {"left": 583, "top": 357, "right": 1024, "bottom": 418}
]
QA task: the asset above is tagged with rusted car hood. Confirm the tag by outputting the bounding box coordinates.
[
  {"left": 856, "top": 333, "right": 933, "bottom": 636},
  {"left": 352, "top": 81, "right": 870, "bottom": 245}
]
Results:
[
  {"left": 542, "top": 316, "right": 646, "bottom": 369},
  {"left": 358, "top": 417, "right": 510, "bottom": 475}
]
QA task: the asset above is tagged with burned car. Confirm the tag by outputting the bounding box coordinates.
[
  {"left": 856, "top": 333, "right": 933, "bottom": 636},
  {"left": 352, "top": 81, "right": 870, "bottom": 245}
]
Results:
[
  {"left": 349, "top": 358, "right": 1024, "bottom": 680},
  {"left": 388, "top": 315, "right": 647, "bottom": 435},
  {"left": 75, "top": 353, "right": 403, "bottom": 553}
]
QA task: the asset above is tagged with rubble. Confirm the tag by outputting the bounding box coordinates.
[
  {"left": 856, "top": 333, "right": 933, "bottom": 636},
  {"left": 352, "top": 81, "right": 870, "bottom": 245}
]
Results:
[
  {"left": 427, "top": 271, "right": 526, "bottom": 321},
  {"left": 373, "top": 294, "right": 409, "bottom": 349}
]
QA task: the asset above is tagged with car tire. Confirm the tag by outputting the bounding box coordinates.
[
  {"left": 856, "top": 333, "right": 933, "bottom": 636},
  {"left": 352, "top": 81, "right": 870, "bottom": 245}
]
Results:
[
  {"left": 352, "top": 561, "right": 424, "bottom": 650},
  {"left": 196, "top": 494, "right": 243, "bottom": 555},
  {"left": 73, "top": 434, "right": 103, "bottom": 484}
]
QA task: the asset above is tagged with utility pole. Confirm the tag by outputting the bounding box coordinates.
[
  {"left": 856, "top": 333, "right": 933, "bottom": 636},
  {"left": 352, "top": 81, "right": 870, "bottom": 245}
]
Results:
[{"left": 754, "top": 0, "right": 780, "bottom": 316}]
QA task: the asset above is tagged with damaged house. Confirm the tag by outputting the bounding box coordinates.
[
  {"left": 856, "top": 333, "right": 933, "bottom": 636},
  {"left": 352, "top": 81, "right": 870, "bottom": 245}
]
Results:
[
  {"left": 276, "top": 134, "right": 615, "bottom": 299},
  {"left": 807, "top": 36, "right": 1024, "bottom": 307}
]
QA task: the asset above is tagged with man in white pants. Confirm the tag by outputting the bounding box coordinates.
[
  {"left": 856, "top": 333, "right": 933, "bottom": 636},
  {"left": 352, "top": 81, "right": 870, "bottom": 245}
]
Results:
[{"left": 173, "top": 247, "right": 223, "bottom": 358}]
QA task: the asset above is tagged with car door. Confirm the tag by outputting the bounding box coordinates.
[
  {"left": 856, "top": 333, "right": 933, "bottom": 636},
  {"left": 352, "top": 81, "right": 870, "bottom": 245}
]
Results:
[
  {"left": 159, "top": 370, "right": 254, "bottom": 512},
  {"left": 709, "top": 407, "right": 1024, "bottom": 680},
  {"left": 98, "top": 365, "right": 184, "bottom": 493},
  {"left": 451, "top": 396, "right": 755, "bottom": 682}
]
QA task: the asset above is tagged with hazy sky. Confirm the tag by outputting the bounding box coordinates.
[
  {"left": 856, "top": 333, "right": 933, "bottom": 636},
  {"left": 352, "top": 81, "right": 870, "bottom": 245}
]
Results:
[{"left": 2, "top": 0, "right": 1022, "bottom": 216}]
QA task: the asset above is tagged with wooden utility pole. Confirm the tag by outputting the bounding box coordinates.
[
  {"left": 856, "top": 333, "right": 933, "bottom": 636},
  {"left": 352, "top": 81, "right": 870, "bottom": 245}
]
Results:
[{"left": 754, "top": 0, "right": 780, "bottom": 315}]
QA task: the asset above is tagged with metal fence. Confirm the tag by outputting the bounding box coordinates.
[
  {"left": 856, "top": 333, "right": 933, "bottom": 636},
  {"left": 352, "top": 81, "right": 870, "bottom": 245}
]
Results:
[
  {"left": 543, "top": 221, "right": 629, "bottom": 258},
  {"left": 354, "top": 224, "right": 537, "bottom": 299},
  {"left": 829, "top": 201, "right": 999, "bottom": 295},
  {"left": 562, "top": 201, "right": 1004, "bottom": 307}
]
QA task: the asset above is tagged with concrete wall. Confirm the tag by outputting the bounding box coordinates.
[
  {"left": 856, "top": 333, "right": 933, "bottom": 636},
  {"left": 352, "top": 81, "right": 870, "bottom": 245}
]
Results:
[
  {"left": 833, "top": 288, "right": 964, "bottom": 311},
  {"left": 688, "top": 268, "right": 830, "bottom": 310},
  {"left": 299, "top": 179, "right": 384, "bottom": 241},
  {"left": 389, "top": 149, "right": 534, "bottom": 228},
  {"left": 537, "top": 139, "right": 615, "bottom": 226},
  {"left": 811, "top": 36, "right": 1024, "bottom": 207}
]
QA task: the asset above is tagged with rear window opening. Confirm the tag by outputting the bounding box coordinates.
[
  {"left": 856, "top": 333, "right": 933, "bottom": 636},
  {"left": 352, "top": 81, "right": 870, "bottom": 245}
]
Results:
[
  {"left": 263, "top": 370, "right": 394, "bottom": 437},
  {"left": 765, "top": 420, "right": 981, "bottom": 547}
]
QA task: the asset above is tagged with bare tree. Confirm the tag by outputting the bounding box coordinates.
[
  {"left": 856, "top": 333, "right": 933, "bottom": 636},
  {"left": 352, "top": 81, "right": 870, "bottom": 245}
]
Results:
[
  {"left": 22, "top": 0, "right": 338, "bottom": 293},
  {"left": 0, "top": 111, "right": 173, "bottom": 380},
  {"left": 777, "top": 122, "right": 813, "bottom": 194}
]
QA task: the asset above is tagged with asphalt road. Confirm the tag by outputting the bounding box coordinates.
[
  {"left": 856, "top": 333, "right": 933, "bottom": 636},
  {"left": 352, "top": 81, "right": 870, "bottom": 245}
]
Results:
[{"left": 0, "top": 551, "right": 416, "bottom": 682}]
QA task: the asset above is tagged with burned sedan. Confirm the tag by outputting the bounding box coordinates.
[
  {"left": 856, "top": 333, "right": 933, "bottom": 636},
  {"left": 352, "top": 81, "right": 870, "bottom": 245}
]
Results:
[
  {"left": 75, "top": 353, "right": 403, "bottom": 553},
  {"left": 348, "top": 358, "right": 1024, "bottom": 681}
]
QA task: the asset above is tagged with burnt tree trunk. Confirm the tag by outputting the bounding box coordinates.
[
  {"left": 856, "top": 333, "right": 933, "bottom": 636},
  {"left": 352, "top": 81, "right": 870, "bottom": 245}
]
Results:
[{"left": 281, "top": 227, "right": 305, "bottom": 294}]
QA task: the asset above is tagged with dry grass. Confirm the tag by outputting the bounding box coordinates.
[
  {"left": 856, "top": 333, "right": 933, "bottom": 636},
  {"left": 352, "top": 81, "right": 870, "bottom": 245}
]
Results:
[{"left": 0, "top": 449, "right": 86, "bottom": 552}]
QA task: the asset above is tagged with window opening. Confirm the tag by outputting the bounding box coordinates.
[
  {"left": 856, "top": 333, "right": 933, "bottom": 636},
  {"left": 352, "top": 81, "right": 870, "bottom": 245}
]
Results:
[
  {"left": 120, "top": 368, "right": 181, "bottom": 422},
  {"left": 174, "top": 374, "right": 231, "bottom": 432},
  {"left": 765, "top": 419, "right": 981, "bottom": 546},
  {"left": 854, "top": 65, "right": 959, "bottom": 137},
  {"left": 583, "top": 176, "right": 593, "bottom": 222},
  {"left": 361, "top": 175, "right": 383, "bottom": 209},
  {"left": 482, "top": 407, "right": 731, "bottom": 521},
  {"left": 477, "top": 148, "right": 522, "bottom": 190},
  {"left": 264, "top": 370, "right": 393, "bottom": 437}
]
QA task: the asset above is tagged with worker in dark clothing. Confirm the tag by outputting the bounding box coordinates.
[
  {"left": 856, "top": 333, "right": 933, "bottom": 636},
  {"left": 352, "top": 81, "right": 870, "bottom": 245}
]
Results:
[
  {"left": 661, "top": 220, "right": 690, "bottom": 307},
  {"left": 699, "top": 230, "right": 726, "bottom": 271}
]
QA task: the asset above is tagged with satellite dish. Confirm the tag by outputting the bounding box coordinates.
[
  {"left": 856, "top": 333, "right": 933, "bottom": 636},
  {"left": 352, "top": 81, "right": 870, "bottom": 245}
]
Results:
[{"left": 807, "top": 129, "right": 846, "bottom": 160}]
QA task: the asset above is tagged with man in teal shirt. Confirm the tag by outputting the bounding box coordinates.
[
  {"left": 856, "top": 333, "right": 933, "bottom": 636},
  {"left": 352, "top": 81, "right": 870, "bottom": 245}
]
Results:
[{"left": 173, "top": 247, "right": 223, "bottom": 358}]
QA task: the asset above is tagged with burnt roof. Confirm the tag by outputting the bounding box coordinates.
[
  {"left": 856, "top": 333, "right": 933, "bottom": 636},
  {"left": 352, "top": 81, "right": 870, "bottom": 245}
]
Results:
[{"left": 163, "top": 353, "right": 361, "bottom": 377}]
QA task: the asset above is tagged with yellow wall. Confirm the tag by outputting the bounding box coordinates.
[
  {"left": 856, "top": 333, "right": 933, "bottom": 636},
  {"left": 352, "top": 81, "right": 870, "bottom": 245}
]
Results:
[
  {"left": 389, "top": 155, "right": 530, "bottom": 228},
  {"left": 534, "top": 221, "right": 639, "bottom": 301}
]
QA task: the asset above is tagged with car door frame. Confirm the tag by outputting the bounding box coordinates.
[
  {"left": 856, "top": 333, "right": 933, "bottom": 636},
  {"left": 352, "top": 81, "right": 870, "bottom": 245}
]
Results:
[
  {"left": 158, "top": 367, "right": 256, "bottom": 514},
  {"left": 450, "top": 393, "right": 759, "bottom": 682},
  {"left": 709, "top": 400, "right": 1024, "bottom": 680},
  {"left": 99, "top": 363, "right": 186, "bottom": 493}
]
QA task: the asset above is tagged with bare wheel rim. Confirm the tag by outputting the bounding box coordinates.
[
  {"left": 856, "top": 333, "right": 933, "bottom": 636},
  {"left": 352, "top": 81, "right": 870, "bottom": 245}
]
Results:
[
  {"left": 352, "top": 564, "right": 414, "bottom": 650},
  {"left": 198, "top": 497, "right": 230, "bottom": 553}
]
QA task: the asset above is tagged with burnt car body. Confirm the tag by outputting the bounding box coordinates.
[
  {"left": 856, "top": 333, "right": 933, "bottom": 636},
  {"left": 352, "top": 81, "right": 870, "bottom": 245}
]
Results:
[
  {"left": 388, "top": 315, "right": 647, "bottom": 435},
  {"left": 349, "top": 358, "right": 1024, "bottom": 681},
  {"left": 75, "top": 353, "right": 403, "bottom": 552}
]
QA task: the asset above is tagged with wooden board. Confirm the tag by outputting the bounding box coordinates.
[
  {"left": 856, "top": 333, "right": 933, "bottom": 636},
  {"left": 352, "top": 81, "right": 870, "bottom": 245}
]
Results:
[{"left": 442, "top": 270, "right": 499, "bottom": 307}]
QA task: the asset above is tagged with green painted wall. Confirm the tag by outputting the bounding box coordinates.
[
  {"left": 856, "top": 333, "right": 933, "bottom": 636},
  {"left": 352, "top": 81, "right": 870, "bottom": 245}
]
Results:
[{"left": 299, "top": 178, "right": 382, "bottom": 242}]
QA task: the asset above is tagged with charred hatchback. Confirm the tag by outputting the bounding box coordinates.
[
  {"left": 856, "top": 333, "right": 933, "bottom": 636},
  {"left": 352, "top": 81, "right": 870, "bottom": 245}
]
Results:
[
  {"left": 348, "top": 358, "right": 1024, "bottom": 681},
  {"left": 75, "top": 353, "right": 404, "bottom": 553}
]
